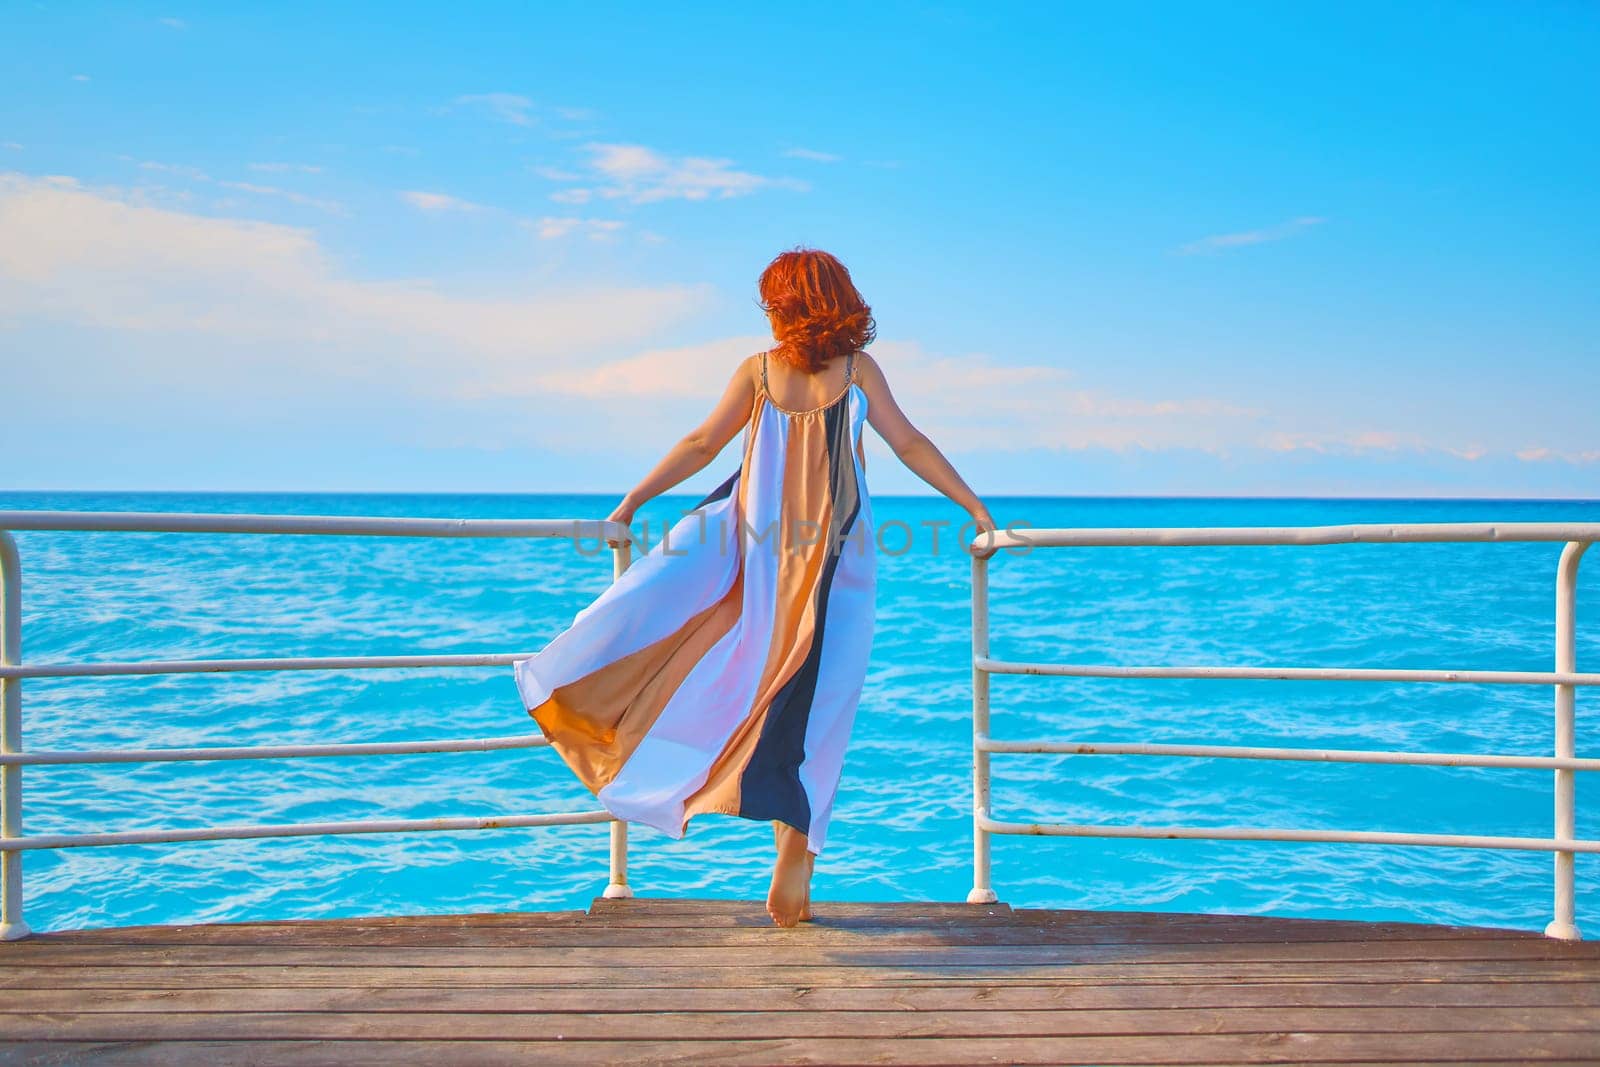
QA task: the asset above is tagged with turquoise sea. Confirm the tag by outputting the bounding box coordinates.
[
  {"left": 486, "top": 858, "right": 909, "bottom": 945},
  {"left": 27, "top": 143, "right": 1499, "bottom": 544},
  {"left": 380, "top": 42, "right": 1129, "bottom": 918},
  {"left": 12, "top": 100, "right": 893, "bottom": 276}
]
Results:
[{"left": 2, "top": 491, "right": 1596, "bottom": 935}]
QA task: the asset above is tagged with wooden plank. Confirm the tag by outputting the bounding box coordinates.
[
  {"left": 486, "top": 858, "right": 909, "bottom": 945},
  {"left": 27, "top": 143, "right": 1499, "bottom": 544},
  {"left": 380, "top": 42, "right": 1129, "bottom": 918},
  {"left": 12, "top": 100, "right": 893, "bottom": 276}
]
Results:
[
  {"left": 1009, "top": 905, "right": 1527, "bottom": 930},
  {"left": 7, "top": 980, "right": 1600, "bottom": 1014},
  {"left": 20, "top": 916, "right": 1029, "bottom": 940},
  {"left": 580, "top": 914, "right": 1537, "bottom": 938},
  {"left": 21, "top": 905, "right": 1541, "bottom": 940},
  {"left": 585, "top": 912, "right": 1034, "bottom": 928},
  {"left": 6, "top": 940, "right": 1598, "bottom": 968},
  {"left": 585, "top": 902, "right": 1011, "bottom": 921},
  {"left": 2, "top": 960, "right": 1596, "bottom": 990},
  {"left": 2, "top": 1004, "right": 1598, "bottom": 1041},
  {"left": 147, "top": 910, "right": 595, "bottom": 928},
  {"left": 11, "top": 923, "right": 1558, "bottom": 949},
  {"left": 4, "top": 1031, "right": 1599, "bottom": 1065},
  {"left": 588, "top": 899, "right": 1537, "bottom": 937}
]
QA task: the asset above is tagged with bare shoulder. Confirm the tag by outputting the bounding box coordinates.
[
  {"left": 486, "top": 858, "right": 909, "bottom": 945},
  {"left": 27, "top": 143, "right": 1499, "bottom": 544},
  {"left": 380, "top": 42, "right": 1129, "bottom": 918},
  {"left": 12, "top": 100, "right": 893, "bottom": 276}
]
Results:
[
  {"left": 733, "top": 352, "right": 763, "bottom": 389},
  {"left": 853, "top": 349, "right": 897, "bottom": 400},
  {"left": 851, "top": 348, "right": 916, "bottom": 446},
  {"left": 854, "top": 348, "right": 886, "bottom": 384}
]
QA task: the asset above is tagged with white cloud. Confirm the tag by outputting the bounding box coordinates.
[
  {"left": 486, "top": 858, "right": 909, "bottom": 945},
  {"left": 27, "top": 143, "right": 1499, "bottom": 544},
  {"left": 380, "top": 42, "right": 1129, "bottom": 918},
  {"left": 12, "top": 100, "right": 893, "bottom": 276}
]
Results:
[
  {"left": 783, "top": 147, "right": 841, "bottom": 163},
  {"left": 71, "top": 74, "right": 91, "bottom": 83},
  {"left": 159, "top": 16, "right": 186, "bottom": 29},
  {"left": 529, "top": 216, "right": 625, "bottom": 241},
  {"left": 2, "top": 143, "right": 21, "bottom": 151},
  {"left": 548, "top": 142, "right": 808, "bottom": 205},
  {"left": 0, "top": 172, "right": 710, "bottom": 373},
  {"left": 400, "top": 190, "right": 484, "bottom": 213},
  {"left": 1261, "top": 429, "right": 1418, "bottom": 454},
  {"left": 450, "top": 94, "right": 597, "bottom": 131},
  {"left": 249, "top": 162, "right": 324, "bottom": 174},
  {"left": 129, "top": 158, "right": 343, "bottom": 213},
  {"left": 218, "top": 179, "right": 343, "bottom": 214},
  {"left": 864, "top": 340, "right": 1261, "bottom": 453},
  {"left": 1178, "top": 216, "right": 1326, "bottom": 255},
  {"left": 1515, "top": 447, "right": 1600, "bottom": 465},
  {"left": 400, "top": 190, "right": 627, "bottom": 244},
  {"left": 137, "top": 159, "right": 210, "bottom": 181},
  {"left": 1257, "top": 429, "right": 1561, "bottom": 464},
  {"left": 509, "top": 335, "right": 768, "bottom": 401},
  {"left": 454, "top": 93, "right": 536, "bottom": 127}
]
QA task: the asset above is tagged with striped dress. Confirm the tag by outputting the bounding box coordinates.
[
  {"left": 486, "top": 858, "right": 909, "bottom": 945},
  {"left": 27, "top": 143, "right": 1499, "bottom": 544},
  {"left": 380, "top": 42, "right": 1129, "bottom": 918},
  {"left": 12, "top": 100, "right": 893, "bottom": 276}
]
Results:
[{"left": 513, "top": 349, "right": 876, "bottom": 855}]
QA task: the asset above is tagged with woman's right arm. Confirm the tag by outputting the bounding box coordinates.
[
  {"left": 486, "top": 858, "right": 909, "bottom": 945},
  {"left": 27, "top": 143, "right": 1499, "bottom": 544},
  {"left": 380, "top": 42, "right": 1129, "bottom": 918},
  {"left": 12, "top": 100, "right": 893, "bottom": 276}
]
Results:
[{"left": 856, "top": 351, "right": 996, "bottom": 537}]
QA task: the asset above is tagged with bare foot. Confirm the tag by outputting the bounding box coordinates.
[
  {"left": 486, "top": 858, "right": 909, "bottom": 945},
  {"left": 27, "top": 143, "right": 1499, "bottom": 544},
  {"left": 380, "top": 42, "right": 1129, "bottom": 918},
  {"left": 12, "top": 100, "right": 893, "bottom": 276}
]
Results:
[
  {"left": 767, "top": 822, "right": 811, "bottom": 928},
  {"left": 799, "top": 850, "right": 815, "bottom": 921},
  {"left": 773, "top": 822, "right": 817, "bottom": 921}
]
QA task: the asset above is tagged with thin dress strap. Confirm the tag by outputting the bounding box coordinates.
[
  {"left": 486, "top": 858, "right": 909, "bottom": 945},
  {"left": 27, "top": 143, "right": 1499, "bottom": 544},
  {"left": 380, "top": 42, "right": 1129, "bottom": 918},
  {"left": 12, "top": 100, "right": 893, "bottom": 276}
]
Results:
[{"left": 760, "top": 350, "right": 770, "bottom": 397}]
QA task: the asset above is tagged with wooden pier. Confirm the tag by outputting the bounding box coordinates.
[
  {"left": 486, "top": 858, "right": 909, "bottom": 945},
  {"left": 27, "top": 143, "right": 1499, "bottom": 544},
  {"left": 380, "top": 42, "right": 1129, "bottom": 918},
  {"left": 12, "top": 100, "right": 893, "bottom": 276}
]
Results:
[{"left": 2, "top": 897, "right": 1599, "bottom": 1065}]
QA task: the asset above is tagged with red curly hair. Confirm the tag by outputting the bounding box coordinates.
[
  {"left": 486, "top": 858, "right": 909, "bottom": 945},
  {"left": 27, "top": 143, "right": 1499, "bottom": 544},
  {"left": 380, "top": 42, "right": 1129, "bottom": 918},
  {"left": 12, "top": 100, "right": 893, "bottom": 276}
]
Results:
[{"left": 757, "top": 247, "right": 876, "bottom": 374}]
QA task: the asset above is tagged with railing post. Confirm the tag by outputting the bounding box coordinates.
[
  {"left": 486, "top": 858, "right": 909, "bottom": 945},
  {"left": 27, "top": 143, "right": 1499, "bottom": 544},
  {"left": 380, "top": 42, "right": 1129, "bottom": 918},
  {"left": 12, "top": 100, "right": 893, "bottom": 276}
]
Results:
[
  {"left": 968, "top": 548, "right": 999, "bottom": 904},
  {"left": 602, "top": 535, "right": 635, "bottom": 899},
  {"left": 0, "top": 531, "right": 30, "bottom": 940},
  {"left": 1545, "top": 540, "right": 1588, "bottom": 940}
]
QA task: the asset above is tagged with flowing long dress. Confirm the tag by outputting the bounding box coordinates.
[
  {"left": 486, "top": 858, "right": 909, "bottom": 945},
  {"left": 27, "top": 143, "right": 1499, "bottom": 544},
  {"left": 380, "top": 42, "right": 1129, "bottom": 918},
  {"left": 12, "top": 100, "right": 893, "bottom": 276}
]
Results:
[{"left": 513, "top": 349, "right": 876, "bottom": 856}]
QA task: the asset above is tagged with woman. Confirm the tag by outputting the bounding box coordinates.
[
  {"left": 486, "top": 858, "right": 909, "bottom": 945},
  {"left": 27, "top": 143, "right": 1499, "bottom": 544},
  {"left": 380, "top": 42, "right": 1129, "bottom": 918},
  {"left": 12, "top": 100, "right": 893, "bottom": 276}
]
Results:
[{"left": 514, "top": 247, "right": 995, "bottom": 927}]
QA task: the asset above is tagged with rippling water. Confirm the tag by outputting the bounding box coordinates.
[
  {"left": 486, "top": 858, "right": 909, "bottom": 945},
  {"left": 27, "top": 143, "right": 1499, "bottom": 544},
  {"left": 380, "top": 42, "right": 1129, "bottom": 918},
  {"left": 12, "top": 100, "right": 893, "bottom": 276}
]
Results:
[{"left": 2, "top": 491, "right": 1595, "bottom": 934}]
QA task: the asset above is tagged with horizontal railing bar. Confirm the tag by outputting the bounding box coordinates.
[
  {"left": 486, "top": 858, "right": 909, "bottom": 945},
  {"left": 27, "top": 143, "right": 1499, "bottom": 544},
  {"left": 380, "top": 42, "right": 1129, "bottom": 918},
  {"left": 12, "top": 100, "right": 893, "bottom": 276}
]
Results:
[
  {"left": 0, "top": 809, "right": 616, "bottom": 851},
  {"left": 968, "top": 522, "right": 1599, "bottom": 554},
  {"left": 978, "top": 815, "right": 1600, "bottom": 853},
  {"left": 0, "top": 732, "right": 550, "bottom": 767},
  {"left": 0, "top": 510, "right": 635, "bottom": 543},
  {"left": 978, "top": 737, "right": 1600, "bottom": 772},
  {"left": 26, "top": 653, "right": 1588, "bottom": 686},
  {"left": 975, "top": 657, "right": 1600, "bottom": 687},
  {"left": 0, "top": 652, "right": 536, "bottom": 680}
]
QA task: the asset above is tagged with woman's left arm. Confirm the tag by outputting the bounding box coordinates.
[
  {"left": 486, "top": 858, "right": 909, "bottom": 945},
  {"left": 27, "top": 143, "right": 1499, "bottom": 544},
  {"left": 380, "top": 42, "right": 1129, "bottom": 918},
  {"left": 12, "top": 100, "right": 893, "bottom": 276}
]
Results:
[{"left": 605, "top": 357, "right": 758, "bottom": 538}]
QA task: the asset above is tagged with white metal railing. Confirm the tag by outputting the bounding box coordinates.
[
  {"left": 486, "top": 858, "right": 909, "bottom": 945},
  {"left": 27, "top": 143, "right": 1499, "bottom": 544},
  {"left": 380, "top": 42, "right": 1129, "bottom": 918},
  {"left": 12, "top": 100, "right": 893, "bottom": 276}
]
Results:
[
  {"left": 964, "top": 522, "right": 1598, "bottom": 940},
  {"left": 0, "top": 510, "right": 639, "bottom": 940}
]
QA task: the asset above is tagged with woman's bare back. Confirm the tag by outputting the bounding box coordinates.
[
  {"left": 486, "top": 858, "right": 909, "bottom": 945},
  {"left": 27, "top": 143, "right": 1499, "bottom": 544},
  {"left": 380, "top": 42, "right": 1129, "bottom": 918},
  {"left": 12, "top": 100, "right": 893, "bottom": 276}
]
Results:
[{"left": 758, "top": 350, "right": 857, "bottom": 415}]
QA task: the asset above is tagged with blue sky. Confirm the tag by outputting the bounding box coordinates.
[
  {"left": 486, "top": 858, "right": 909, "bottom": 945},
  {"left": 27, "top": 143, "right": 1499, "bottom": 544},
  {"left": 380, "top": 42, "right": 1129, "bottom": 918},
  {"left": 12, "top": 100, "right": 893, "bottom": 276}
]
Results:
[{"left": 2, "top": 1, "right": 1596, "bottom": 497}]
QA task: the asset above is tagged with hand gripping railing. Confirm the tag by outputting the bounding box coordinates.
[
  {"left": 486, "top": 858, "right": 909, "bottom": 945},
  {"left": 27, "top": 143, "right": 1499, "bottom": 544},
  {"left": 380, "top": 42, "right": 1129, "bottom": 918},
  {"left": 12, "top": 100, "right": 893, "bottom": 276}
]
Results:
[
  {"left": 0, "top": 510, "right": 639, "bottom": 940},
  {"left": 964, "top": 522, "right": 1599, "bottom": 940}
]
